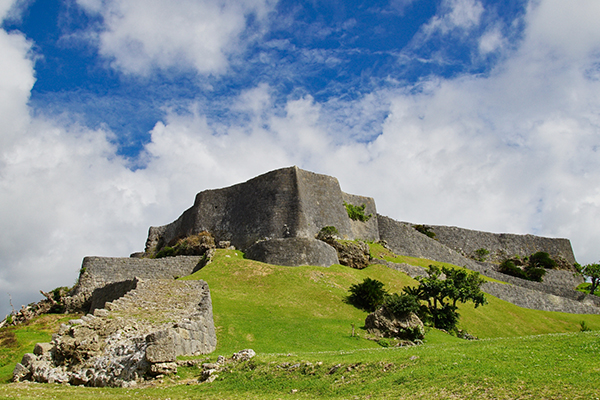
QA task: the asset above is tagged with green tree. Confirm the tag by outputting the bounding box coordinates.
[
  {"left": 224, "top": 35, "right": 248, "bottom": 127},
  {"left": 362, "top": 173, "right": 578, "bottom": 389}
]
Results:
[
  {"left": 347, "top": 278, "right": 387, "bottom": 312},
  {"left": 406, "top": 265, "right": 487, "bottom": 331},
  {"left": 579, "top": 263, "right": 600, "bottom": 296}
]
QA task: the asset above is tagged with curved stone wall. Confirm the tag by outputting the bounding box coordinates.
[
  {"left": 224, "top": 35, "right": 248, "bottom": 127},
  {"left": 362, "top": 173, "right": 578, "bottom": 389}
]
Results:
[
  {"left": 145, "top": 167, "right": 380, "bottom": 255},
  {"left": 428, "top": 224, "right": 576, "bottom": 265}
]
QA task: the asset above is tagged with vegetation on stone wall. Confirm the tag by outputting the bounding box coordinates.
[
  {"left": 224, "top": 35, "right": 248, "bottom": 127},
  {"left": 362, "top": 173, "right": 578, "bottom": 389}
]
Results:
[
  {"left": 343, "top": 202, "right": 372, "bottom": 222},
  {"left": 316, "top": 226, "right": 339, "bottom": 240},
  {"left": 474, "top": 248, "right": 490, "bottom": 261},
  {"left": 413, "top": 224, "right": 436, "bottom": 239},
  {"left": 529, "top": 251, "right": 557, "bottom": 269},
  {"left": 154, "top": 232, "right": 215, "bottom": 258},
  {"left": 499, "top": 259, "right": 546, "bottom": 282}
]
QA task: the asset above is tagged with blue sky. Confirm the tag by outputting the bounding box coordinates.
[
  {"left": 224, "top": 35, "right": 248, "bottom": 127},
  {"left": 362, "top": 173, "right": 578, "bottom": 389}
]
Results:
[{"left": 1, "top": 0, "right": 600, "bottom": 316}]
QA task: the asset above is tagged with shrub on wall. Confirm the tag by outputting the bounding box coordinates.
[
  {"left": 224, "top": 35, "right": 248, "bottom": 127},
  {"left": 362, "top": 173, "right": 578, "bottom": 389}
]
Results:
[
  {"left": 413, "top": 225, "right": 436, "bottom": 239},
  {"left": 498, "top": 259, "right": 546, "bottom": 282},
  {"left": 529, "top": 252, "right": 557, "bottom": 269},
  {"left": 474, "top": 248, "right": 490, "bottom": 262},
  {"left": 344, "top": 202, "right": 372, "bottom": 222}
]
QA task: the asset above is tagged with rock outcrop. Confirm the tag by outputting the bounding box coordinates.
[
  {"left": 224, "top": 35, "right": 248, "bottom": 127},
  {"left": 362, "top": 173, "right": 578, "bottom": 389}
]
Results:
[
  {"left": 14, "top": 279, "right": 216, "bottom": 387},
  {"left": 365, "top": 307, "right": 425, "bottom": 341}
]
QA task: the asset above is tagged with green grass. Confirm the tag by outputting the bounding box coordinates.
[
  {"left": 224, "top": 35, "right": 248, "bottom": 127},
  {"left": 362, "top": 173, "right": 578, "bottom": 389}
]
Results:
[
  {"left": 2, "top": 246, "right": 600, "bottom": 398},
  {"left": 179, "top": 248, "right": 600, "bottom": 355},
  {"left": 0, "top": 314, "right": 79, "bottom": 383},
  {"left": 1, "top": 331, "right": 599, "bottom": 399}
]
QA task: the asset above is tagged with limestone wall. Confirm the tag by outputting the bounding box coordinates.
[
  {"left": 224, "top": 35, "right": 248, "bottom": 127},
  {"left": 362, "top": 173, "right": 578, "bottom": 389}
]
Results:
[
  {"left": 72, "top": 256, "right": 204, "bottom": 299},
  {"left": 377, "top": 215, "right": 480, "bottom": 269},
  {"left": 428, "top": 224, "right": 576, "bottom": 265},
  {"left": 373, "top": 259, "right": 600, "bottom": 314},
  {"left": 145, "top": 166, "right": 380, "bottom": 257},
  {"left": 482, "top": 282, "right": 600, "bottom": 314},
  {"left": 342, "top": 192, "right": 379, "bottom": 242}
]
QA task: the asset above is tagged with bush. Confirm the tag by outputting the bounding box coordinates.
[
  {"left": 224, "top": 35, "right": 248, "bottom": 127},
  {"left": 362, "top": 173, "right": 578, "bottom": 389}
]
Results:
[
  {"left": 529, "top": 252, "right": 557, "bottom": 269},
  {"left": 474, "top": 248, "right": 490, "bottom": 261},
  {"left": 317, "top": 226, "right": 339, "bottom": 241},
  {"left": 382, "top": 293, "right": 420, "bottom": 317},
  {"left": 155, "top": 246, "right": 176, "bottom": 259},
  {"left": 523, "top": 265, "right": 546, "bottom": 282},
  {"left": 413, "top": 225, "right": 436, "bottom": 239},
  {"left": 499, "top": 260, "right": 528, "bottom": 279},
  {"left": 499, "top": 259, "right": 546, "bottom": 282},
  {"left": 344, "top": 202, "right": 372, "bottom": 222},
  {"left": 348, "top": 278, "right": 387, "bottom": 312}
]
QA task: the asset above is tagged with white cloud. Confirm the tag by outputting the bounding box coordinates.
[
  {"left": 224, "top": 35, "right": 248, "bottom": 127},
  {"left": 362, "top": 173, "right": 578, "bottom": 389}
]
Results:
[
  {"left": 478, "top": 25, "right": 504, "bottom": 54},
  {"left": 424, "top": 0, "right": 485, "bottom": 35},
  {"left": 3, "top": 0, "right": 600, "bottom": 319},
  {"left": 76, "top": 0, "right": 276, "bottom": 75}
]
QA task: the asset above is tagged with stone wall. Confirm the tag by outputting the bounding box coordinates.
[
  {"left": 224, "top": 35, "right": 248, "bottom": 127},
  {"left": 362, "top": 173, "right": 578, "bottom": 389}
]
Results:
[
  {"left": 428, "top": 224, "right": 576, "bottom": 265},
  {"left": 245, "top": 237, "right": 339, "bottom": 267},
  {"left": 15, "top": 279, "right": 216, "bottom": 387},
  {"left": 377, "top": 215, "right": 480, "bottom": 269},
  {"left": 373, "top": 259, "right": 600, "bottom": 314},
  {"left": 482, "top": 282, "right": 600, "bottom": 314},
  {"left": 342, "top": 192, "right": 379, "bottom": 242},
  {"left": 144, "top": 167, "right": 379, "bottom": 266},
  {"left": 70, "top": 256, "right": 204, "bottom": 308}
]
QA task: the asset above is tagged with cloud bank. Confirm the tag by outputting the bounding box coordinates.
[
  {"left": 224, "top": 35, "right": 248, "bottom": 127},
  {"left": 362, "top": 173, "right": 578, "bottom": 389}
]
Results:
[{"left": 2, "top": 0, "right": 600, "bottom": 317}]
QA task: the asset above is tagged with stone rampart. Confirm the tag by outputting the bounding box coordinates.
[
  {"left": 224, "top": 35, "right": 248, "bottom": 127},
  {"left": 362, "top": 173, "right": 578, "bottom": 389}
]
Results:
[
  {"left": 245, "top": 237, "right": 339, "bottom": 267},
  {"left": 377, "top": 215, "right": 480, "bottom": 269},
  {"left": 15, "top": 279, "right": 216, "bottom": 387},
  {"left": 145, "top": 167, "right": 379, "bottom": 258},
  {"left": 428, "top": 224, "right": 576, "bottom": 265},
  {"left": 372, "top": 259, "right": 600, "bottom": 314},
  {"left": 482, "top": 281, "right": 600, "bottom": 314},
  {"left": 70, "top": 256, "right": 204, "bottom": 306}
]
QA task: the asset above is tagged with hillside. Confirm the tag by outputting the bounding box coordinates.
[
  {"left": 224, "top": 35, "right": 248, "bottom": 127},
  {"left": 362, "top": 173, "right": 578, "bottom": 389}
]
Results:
[
  {"left": 2, "top": 247, "right": 600, "bottom": 398},
  {"left": 182, "top": 247, "right": 600, "bottom": 356}
]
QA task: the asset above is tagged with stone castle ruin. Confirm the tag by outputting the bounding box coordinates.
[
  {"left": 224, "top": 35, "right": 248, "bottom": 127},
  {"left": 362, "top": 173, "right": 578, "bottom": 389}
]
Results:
[{"left": 11, "top": 166, "right": 600, "bottom": 386}]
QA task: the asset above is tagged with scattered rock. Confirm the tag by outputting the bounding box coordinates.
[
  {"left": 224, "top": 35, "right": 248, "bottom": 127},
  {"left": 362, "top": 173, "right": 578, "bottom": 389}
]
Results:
[
  {"left": 13, "top": 279, "right": 216, "bottom": 388},
  {"left": 232, "top": 349, "right": 256, "bottom": 361}
]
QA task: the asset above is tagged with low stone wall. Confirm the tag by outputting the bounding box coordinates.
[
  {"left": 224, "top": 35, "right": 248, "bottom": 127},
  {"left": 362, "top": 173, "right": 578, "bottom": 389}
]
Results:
[
  {"left": 245, "top": 237, "right": 339, "bottom": 267},
  {"left": 428, "top": 224, "right": 576, "bottom": 265},
  {"left": 482, "top": 281, "right": 600, "bottom": 314},
  {"left": 372, "top": 259, "right": 600, "bottom": 314},
  {"left": 14, "top": 279, "right": 216, "bottom": 387},
  {"left": 72, "top": 256, "right": 204, "bottom": 298},
  {"left": 377, "top": 215, "right": 480, "bottom": 269}
]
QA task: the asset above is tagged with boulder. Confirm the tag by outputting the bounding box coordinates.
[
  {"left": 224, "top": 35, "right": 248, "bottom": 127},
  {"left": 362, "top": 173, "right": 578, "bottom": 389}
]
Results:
[
  {"left": 245, "top": 237, "right": 339, "bottom": 267},
  {"left": 365, "top": 307, "right": 425, "bottom": 341},
  {"left": 320, "top": 238, "right": 371, "bottom": 269}
]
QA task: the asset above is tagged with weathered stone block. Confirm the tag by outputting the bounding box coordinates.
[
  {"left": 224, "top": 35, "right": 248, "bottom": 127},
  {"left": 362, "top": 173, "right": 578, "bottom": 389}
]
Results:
[
  {"left": 33, "top": 343, "right": 53, "bottom": 358},
  {"left": 245, "top": 237, "right": 339, "bottom": 267},
  {"left": 145, "top": 330, "right": 176, "bottom": 363}
]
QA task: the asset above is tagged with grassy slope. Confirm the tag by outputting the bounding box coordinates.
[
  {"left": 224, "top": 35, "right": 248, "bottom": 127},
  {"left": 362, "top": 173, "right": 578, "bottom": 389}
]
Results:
[
  {"left": 0, "top": 314, "right": 78, "bottom": 383},
  {"left": 182, "top": 248, "right": 600, "bottom": 354},
  {"left": 2, "top": 246, "right": 600, "bottom": 398}
]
